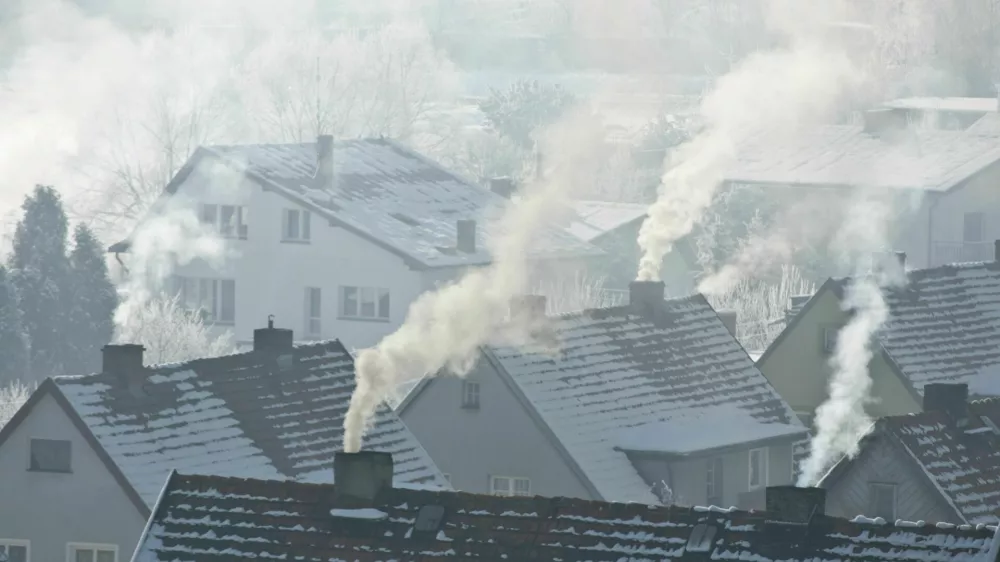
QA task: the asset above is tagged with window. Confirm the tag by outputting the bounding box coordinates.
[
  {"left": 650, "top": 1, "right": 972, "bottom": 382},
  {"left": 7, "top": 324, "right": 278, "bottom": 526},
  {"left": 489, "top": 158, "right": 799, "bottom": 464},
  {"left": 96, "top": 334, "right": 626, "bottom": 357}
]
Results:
[
  {"left": 29, "top": 438, "right": 71, "bottom": 472},
  {"left": 706, "top": 457, "right": 724, "bottom": 506},
  {"left": 67, "top": 544, "right": 116, "bottom": 562},
  {"left": 339, "top": 286, "right": 390, "bottom": 320},
  {"left": 490, "top": 476, "right": 531, "bottom": 497},
  {"left": 461, "top": 380, "right": 480, "bottom": 409},
  {"left": 869, "top": 482, "right": 897, "bottom": 521},
  {"left": 821, "top": 326, "right": 838, "bottom": 354},
  {"left": 305, "top": 287, "right": 321, "bottom": 337},
  {"left": 0, "top": 540, "right": 28, "bottom": 562},
  {"left": 172, "top": 276, "right": 236, "bottom": 324},
  {"left": 201, "top": 204, "right": 248, "bottom": 239},
  {"left": 748, "top": 447, "right": 768, "bottom": 490},
  {"left": 282, "top": 209, "right": 311, "bottom": 242},
  {"left": 964, "top": 212, "right": 985, "bottom": 243}
]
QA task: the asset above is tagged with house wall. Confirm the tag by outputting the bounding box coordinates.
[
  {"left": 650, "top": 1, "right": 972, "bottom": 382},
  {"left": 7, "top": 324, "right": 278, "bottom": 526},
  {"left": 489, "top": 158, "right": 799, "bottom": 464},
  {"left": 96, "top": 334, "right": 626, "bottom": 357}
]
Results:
[
  {"left": 822, "top": 436, "right": 960, "bottom": 523},
  {"left": 756, "top": 288, "right": 921, "bottom": 424},
  {"left": 398, "top": 357, "right": 594, "bottom": 499},
  {"left": 0, "top": 394, "right": 145, "bottom": 562},
  {"left": 930, "top": 162, "right": 1000, "bottom": 266},
  {"left": 588, "top": 222, "right": 696, "bottom": 297},
  {"left": 628, "top": 441, "right": 795, "bottom": 509}
]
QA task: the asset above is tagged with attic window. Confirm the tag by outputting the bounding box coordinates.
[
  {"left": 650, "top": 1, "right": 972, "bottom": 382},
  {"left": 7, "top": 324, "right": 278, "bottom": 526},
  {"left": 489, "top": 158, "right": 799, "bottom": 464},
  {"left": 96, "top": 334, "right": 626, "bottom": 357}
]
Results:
[
  {"left": 414, "top": 505, "right": 446, "bottom": 533},
  {"left": 686, "top": 523, "right": 717, "bottom": 553},
  {"left": 982, "top": 416, "right": 1000, "bottom": 434},
  {"left": 390, "top": 212, "right": 420, "bottom": 226}
]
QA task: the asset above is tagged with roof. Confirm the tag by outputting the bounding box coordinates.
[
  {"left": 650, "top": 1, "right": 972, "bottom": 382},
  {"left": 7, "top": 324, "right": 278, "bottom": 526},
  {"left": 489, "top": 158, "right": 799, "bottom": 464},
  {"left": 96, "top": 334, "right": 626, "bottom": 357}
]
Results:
[
  {"left": 883, "top": 97, "right": 1000, "bottom": 114},
  {"left": 134, "top": 472, "right": 1000, "bottom": 562},
  {"left": 111, "top": 139, "right": 601, "bottom": 268},
  {"left": 822, "top": 397, "right": 1000, "bottom": 525},
  {"left": 565, "top": 200, "right": 648, "bottom": 242},
  {"left": 406, "top": 295, "right": 806, "bottom": 504},
  {"left": 48, "top": 339, "right": 447, "bottom": 507},
  {"left": 725, "top": 124, "right": 1000, "bottom": 191}
]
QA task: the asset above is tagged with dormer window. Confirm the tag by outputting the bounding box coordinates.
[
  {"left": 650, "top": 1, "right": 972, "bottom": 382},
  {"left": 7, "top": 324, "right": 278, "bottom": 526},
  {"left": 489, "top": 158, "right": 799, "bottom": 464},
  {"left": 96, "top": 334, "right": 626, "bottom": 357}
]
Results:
[
  {"left": 282, "top": 209, "right": 311, "bottom": 242},
  {"left": 200, "top": 204, "right": 248, "bottom": 239}
]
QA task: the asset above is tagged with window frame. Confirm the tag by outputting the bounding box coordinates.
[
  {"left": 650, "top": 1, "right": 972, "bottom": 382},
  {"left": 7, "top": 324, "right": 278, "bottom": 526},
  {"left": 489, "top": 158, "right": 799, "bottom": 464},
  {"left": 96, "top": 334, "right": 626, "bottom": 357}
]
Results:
[
  {"left": 66, "top": 543, "right": 118, "bottom": 562},
  {"left": 748, "top": 447, "right": 768, "bottom": 490},
  {"left": 282, "top": 209, "right": 312, "bottom": 243},
  {"left": 304, "top": 287, "right": 322, "bottom": 338},
  {"left": 461, "top": 380, "right": 480, "bottom": 410},
  {"left": 706, "top": 457, "right": 724, "bottom": 506},
  {"left": 489, "top": 475, "right": 531, "bottom": 497},
  {"left": 868, "top": 482, "right": 897, "bottom": 521},
  {"left": 339, "top": 285, "right": 390, "bottom": 321},
  {"left": 200, "top": 204, "right": 248, "bottom": 239},
  {"left": 28, "top": 437, "right": 71, "bottom": 473},
  {"left": 172, "top": 276, "right": 236, "bottom": 325},
  {"left": 0, "top": 539, "right": 29, "bottom": 562},
  {"left": 821, "top": 325, "right": 838, "bottom": 355}
]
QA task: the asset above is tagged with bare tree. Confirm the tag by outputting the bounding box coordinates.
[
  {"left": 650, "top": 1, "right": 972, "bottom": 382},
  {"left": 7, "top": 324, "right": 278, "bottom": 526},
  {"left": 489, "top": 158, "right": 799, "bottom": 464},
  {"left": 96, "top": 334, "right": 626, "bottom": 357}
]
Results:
[
  {"left": 532, "top": 272, "right": 625, "bottom": 314},
  {"left": 0, "top": 379, "right": 31, "bottom": 429},
  {"left": 114, "top": 295, "right": 235, "bottom": 365}
]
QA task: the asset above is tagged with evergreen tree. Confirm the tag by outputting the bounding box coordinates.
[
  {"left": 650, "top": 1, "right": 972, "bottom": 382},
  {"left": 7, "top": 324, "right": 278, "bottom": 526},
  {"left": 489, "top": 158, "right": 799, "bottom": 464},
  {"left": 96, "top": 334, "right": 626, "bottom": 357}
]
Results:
[
  {"left": 67, "top": 224, "right": 118, "bottom": 374},
  {"left": 0, "top": 266, "right": 28, "bottom": 386},
  {"left": 9, "top": 185, "right": 71, "bottom": 379}
]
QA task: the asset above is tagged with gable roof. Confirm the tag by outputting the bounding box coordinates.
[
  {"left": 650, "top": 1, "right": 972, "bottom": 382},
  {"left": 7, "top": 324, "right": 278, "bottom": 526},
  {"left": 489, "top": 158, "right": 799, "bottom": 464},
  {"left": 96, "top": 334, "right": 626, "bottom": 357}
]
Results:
[
  {"left": 110, "top": 139, "right": 601, "bottom": 269},
  {"left": 725, "top": 124, "right": 1000, "bottom": 191},
  {"left": 134, "top": 471, "right": 1000, "bottom": 562},
  {"left": 402, "top": 294, "right": 806, "bottom": 504},
  {"left": 822, "top": 397, "right": 1000, "bottom": 525},
  {"left": 44, "top": 339, "right": 446, "bottom": 507},
  {"left": 564, "top": 200, "right": 648, "bottom": 242}
]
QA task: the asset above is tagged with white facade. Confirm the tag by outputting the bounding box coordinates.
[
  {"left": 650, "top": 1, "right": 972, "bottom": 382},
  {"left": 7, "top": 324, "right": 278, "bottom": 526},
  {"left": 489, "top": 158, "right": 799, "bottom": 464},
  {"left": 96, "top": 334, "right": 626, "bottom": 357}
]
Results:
[{"left": 927, "top": 161, "right": 1000, "bottom": 267}]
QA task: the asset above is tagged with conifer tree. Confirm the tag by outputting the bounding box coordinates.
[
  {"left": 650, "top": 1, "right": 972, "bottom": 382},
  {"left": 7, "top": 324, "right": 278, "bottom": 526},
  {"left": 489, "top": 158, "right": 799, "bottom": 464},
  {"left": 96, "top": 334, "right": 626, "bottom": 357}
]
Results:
[
  {"left": 0, "top": 266, "right": 27, "bottom": 386},
  {"left": 67, "top": 224, "right": 117, "bottom": 374}
]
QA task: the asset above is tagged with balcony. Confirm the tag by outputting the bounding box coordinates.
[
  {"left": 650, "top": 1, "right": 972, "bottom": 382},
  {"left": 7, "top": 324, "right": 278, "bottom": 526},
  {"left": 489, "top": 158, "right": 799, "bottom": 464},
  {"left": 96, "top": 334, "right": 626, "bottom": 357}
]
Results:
[{"left": 932, "top": 241, "right": 994, "bottom": 266}]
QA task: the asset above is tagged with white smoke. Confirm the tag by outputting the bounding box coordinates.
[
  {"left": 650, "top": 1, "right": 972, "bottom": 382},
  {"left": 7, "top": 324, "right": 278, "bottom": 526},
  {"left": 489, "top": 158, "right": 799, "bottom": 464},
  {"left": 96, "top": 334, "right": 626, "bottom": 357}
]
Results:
[{"left": 636, "top": 10, "right": 863, "bottom": 282}]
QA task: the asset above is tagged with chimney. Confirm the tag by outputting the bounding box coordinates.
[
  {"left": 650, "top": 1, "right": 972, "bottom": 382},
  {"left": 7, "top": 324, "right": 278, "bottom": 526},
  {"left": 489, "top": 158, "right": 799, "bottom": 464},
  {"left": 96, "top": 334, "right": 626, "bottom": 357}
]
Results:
[
  {"left": 456, "top": 219, "right": 476, "bottom": 253},
  {"left": 717, "top": 309, "right": 738, "bottom": 337},
  {"left": 765, "top": 486, "right": 826, "bottom": 524},
  {"left": 489, "top": 177, "right": 516, "bottom": 199},
  {"left": 923, "top": 383, "right": 969, "bottom": 426},
  {"left": 871, "top": 251, "right": 905, "bottom": 275},
  {"left": 863, "top": 108, "right": 908, "bottom": 136},
  {"left": 535, "top": 148, "right": 544, "bottom": 181},
  {"left": 254, "top": 315, "right": 294, "bottom": 353},
  {"left": 510, "top": 294, "right": 547, "bottom": 321},
  {"left": 102, "top": 344, "right": 145, "bottom": 379},
  {"left": 317, "top": 134, "right": 335, "bottom": 190},
  {"left": 629, "top": 280, "right": 665, "bottom": 315},
  {"left": 333, "top": 451, "right": 394, "bottom": 506},
  {"left": 994, "top": 239, "right": 1000, "bottom": 262}
]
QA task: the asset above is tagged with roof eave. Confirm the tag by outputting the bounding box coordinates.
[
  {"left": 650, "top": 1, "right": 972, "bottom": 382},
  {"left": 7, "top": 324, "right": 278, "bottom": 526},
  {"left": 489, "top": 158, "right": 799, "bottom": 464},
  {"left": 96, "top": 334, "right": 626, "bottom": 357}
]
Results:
[{"left": 617, "top": 427, "right": 811, "bottom": 460}]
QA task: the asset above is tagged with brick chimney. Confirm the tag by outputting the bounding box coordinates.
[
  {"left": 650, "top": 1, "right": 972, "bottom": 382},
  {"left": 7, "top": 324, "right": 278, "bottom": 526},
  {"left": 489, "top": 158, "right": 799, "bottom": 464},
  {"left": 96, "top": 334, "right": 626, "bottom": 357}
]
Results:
[
  {"left": 489, "top": 177, "right": 516, "bottom": 199},
  {"left": 102, "top": 344, "right": 145, "bottom": 379},
  {"left": 629, "top": 280, "right": 665, "bottom": 316},
  {"left": 317, "top": 134, "right": 335, "bottom": 190},
  {"left": 765, "top": 486, "right": 826, "bottom": 524},
  {"left": 254, "top": 315, "right": 294, "bottom": 353},
  {"left": 717, "top": 309, "right": 738, "bottom": 337},
  {"left": 456, "top": 219, "right": 476, "bottom": 254},
  {"left": 923, "top": 383, "right": 969, "bottom": 427},
  {"left": 333, "top": 451, "right": 394, "bottom": 507}
]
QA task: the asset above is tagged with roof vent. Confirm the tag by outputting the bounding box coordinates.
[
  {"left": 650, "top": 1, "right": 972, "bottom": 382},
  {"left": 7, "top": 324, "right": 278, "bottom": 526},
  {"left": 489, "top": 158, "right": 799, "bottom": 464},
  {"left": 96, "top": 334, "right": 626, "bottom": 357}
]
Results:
[
  {"left": 414, "top": 505, "right": 447, "bottom": 534},
  {"left": 923, "top": 383, "right": 969, "bottom": 427},
  {"left": 333, "top": 451, "right": 394, "bottom": 507},
  {"left": 456, "top": 219, "right": 476, "bottom": 254},
  {"left": 686, "top": 523, "right": 718, "bottom": 553},
  {"left": 254, "top": 315, "right": 294, "bottom": 353}
]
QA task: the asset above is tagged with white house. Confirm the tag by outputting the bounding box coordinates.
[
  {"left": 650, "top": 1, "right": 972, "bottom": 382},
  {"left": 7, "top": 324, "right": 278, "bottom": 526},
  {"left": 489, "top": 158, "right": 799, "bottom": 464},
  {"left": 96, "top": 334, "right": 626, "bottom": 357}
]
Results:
[{"left": 109, "top": 136, "right": 602, "bottom": 351}]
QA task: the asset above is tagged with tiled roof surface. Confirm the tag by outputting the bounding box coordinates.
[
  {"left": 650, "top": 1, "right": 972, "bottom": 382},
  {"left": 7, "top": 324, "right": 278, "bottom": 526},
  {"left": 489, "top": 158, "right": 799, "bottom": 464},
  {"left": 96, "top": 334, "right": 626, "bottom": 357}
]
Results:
[
  {"left": 835, "top": 261, "right": 1000, "bottom": 394},
  {"left": 565, "top": 200, "right": 647, "bottom": 242},
  {"left": 870, "top": 398, "right": 1000, "bottom": 525},
  {"left": 135, "top": 472, "right": 1000, "bottom": 562},
  {"left": 490, "top": 295, "right": 805, "bottom": 504},
  {"left": 725, "top": 124, "right": 1000, "bottom": 191},
  {"left": 204, "top": 139, "right": 600, "bottom": 268},
  {"left": 55, "top": 340, "right": 446, "bottom": 506}
]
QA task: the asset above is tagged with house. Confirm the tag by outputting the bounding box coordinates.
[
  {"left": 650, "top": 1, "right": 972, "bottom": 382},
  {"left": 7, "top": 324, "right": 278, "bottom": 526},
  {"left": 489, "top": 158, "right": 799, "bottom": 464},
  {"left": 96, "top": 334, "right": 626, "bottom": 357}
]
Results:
[
  {"left": 0, "top": 320, "right": 446, "bottom": 562},
  {"left": 724, "top": 109, "right": 1000, "bottom": 269},
  {"left": 820, "top": 383, "right": 1000, "bottom": 526},
  {"left": 881, "top": 96, "right": 999, "bottom": 130},
  {"left": 109, "top": 137, "right": 602, "bottom": 351},
  {"left": 397, "top": 280, "right": 808, "bottom": 508},
  {"left": 131, "top": 450, "right": 1000, "bottom": 562},
  {"left": 756, "top": 247, "right": 1000, "bottom": 427}
]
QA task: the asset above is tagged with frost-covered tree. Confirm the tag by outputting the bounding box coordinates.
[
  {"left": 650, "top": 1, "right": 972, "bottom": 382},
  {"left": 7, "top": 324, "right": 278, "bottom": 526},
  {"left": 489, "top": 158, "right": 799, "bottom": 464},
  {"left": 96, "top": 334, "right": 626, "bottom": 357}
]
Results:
[
  {"left": 115, "top": 295, "right": 235, "bottom": 365},
  {"left": 479, "top": 79, "right": 577, "bottom": 148},
  {"left": 0, "top": 266, "right": 27, "bottom": 386},
  {"left": 0, "top": 379, "right": 31, "bottom": 429},
  {"left": 9, "top": 185, "right": 71, "bottom": 380},
  {"left": 67, "top": 224, "right": 117, "bottom": 374}
]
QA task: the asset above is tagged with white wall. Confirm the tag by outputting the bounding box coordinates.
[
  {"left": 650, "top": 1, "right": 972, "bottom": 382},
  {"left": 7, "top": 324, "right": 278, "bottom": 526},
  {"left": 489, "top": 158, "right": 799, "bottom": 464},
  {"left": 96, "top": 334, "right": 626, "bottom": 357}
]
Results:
[
  {"left": 930, "top": 163, "right": 1000, "bottom": 266},
  {"left": 0, "top": 393, "right": 146, "bottom": 562}
]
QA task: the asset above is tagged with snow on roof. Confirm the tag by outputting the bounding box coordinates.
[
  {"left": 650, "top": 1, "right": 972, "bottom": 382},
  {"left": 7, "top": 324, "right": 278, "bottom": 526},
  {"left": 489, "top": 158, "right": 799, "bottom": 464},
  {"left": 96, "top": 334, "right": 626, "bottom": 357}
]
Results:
[
  {"left": 200, "top": 139, "right": 601, "bottom": 268},
  {"left": 134, "top": 471, "right": 999, "bottom": 562},
  {"left": 54, "top": 340, "right": 447, "bottom": 506},
  {"left": 883, "top": 97, "right": 1000, "bottom": 113},
  {"left": 725, "top": 124, "right": 1000, "bottom": 191},
  {"left": 565, "top": 200, "right": 648, "bottom": 242},
  {"left": 489, "top": 295, "right": 804, "bottom": 504},
  {"left": 832, "top": 261, "right": 1000, "bottom": 394},
  {"left": 617, "top": 406, "right": 807, "bottom": 455}
]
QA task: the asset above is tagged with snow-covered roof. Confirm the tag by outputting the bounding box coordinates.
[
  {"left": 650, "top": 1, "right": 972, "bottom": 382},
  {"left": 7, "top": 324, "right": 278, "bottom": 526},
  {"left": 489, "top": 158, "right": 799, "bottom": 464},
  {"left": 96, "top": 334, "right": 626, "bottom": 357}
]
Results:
[
  {"left": 883, "top": 97, "right": 1000, "bottom": 114},
  {"left": 134, "top": 471, "right": 1000, "bottom": 562},
  {"left": 115, "top": 139, "right": 601, "bottom": 268},
  {"left": 565, "top": 200, "right": 648, "bottom": 242},
  {"left": 725, "top": 124, "right": 1000, "bottom": 191},
  {"left": 617, "top": 407, "right": 806, "bottom": 455},
  {"left": 53, "top": 339, "right": 447, "bottom": 506},
  {"left": 488, "top": 295, "right": 806, "bottom": 504}
]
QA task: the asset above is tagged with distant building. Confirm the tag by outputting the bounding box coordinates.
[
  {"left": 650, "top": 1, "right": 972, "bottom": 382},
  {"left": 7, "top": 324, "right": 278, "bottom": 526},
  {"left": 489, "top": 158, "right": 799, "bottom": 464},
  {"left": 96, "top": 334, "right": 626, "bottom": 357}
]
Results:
[
  {"left": 131, "top": 451, "right": 1000, "bottom": 562},
  {"left": 0, "top": 320, "right": 446, "bottom": 562},
  {"left": 399, "top": 281, "right": 807, "bottom": 508}
]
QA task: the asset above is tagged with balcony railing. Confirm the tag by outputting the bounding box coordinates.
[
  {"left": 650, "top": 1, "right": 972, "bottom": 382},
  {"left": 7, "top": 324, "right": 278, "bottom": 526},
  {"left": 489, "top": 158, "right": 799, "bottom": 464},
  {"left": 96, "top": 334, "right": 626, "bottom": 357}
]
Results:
[{"left": 932, "top": 241, "right": 994, "bottom": 266}]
